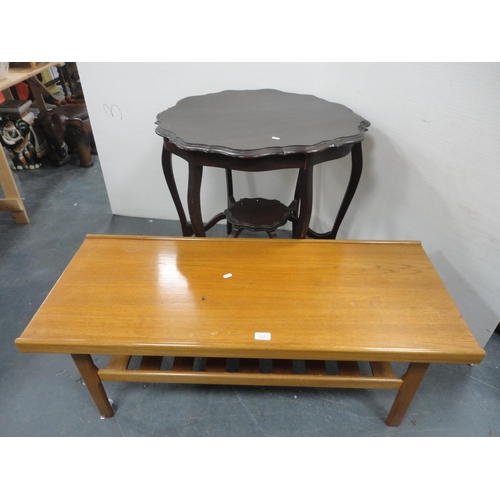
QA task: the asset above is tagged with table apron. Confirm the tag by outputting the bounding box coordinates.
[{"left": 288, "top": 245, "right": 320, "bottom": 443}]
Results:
[{"left": 163, "top": 139, "right": 354, "bottom": 171}]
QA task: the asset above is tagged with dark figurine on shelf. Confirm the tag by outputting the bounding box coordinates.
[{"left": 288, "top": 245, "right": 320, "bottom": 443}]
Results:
[
  {"left": 35, "top": 105, "right": 96, "bottom": 168},
  {"left": 0, "top": 117, "right": 41, "bottom": 170}
]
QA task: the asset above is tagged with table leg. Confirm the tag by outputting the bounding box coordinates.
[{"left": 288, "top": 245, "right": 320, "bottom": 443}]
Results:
[
  {"left": 294, "top": 164, "right": 314, "bottom": 239},
  {"left": 307, "top": 142, "right": 363, "bottom": 239},
  {"left": 330, "top": 142, "right": 363, "bottom": 238},
  {"left": 161, "top": 147, "right": 193, "bottom": 236},
  {"left": 385, "top": 362, "right": 429, "bottom": 426},
  {"left": 188, "top": 163, "right": 205, "bottom": 236},
  {"left": 225, "top": 168, "right": 234, "bottom": 235},
  {"left": 0, "top": 147, "right": 29, "bottom": 223},
  {"left": 71, "top": 354, "right": 114, "bottom": 418}
]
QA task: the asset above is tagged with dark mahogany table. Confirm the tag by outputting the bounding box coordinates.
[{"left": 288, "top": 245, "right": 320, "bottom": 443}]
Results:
[{"left": 155, "top": 89, "right": 370, "bottom": 238}]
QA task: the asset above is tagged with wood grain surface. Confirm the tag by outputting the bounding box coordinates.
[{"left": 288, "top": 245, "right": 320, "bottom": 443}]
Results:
[{"left": 16, "top": 235, "right": 484, "bottom": 364}]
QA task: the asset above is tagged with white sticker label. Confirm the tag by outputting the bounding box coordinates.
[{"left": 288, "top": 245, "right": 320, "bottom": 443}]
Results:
[
  {"left": 254, "top": 332, "right": 271, "bottom": 341},
  {"left": 223, "top": 273, "right": 232, "bottom": 279}
]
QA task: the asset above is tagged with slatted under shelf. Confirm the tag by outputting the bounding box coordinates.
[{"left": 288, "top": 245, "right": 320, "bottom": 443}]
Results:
[{"left": 98, "top": 356, "right": 403, "bottom": 390}]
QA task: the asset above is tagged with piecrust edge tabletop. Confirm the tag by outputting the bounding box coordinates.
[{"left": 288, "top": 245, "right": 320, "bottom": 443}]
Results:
[{"left": 155, "top": 89, "right": 370, "bottom": 158}]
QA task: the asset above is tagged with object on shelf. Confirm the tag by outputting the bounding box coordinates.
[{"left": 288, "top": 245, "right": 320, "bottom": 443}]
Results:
[
  {"left": 35, "top": 105, "right": 96, "bottom": 168},
  {"left": 0, "top": 99, "right": 32, "bottom": 114},
  {"left": 0, "top": 62, "right": 9, "bottom": 80},
  {"left": 0, "top": 99, "right": 48, "bottom": 160},
  {"left": 0, "top": 117, "right": 41, "bottom": 170}
]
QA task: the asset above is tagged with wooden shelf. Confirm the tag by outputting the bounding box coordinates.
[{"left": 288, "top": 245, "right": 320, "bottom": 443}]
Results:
[
  {"left": 0, "top": 63, "right": 63, "bottom": 93},
  {"left": 0, "top": 62, "right": 63, "bottom": 224},
  {"left": 99, "top": 355, "right": 403, "bottom": 389}
]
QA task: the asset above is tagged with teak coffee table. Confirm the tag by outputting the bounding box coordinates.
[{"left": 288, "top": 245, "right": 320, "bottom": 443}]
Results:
[{"left": 15, "top": 235, "right": 485, "bottom": 427}]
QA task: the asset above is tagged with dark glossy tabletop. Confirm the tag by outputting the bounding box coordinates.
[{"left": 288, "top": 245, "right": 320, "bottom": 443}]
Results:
[{"left": 156, "top": 89, "right": 370, "bottom": 158}]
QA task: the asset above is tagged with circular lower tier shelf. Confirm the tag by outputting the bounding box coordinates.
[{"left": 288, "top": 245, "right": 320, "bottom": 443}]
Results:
[{"left": 224, "top": 198, "right": 297, "bottom": 233}]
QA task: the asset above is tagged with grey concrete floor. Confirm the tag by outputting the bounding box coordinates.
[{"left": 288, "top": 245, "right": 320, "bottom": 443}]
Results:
[{"left": 1, "top": 154, "right": 500, "bottom": 437}]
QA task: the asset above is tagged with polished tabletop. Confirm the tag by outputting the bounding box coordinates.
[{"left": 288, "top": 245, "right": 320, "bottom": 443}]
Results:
[
  {"left": 16, "top": 235, "right": 484, "bottom": 364},
  {"left": 155, "top": 89, "right": 370, "bottom": 157}
]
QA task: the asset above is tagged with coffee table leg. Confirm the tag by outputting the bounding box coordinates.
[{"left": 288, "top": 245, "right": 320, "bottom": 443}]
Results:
[
  {"left": 385, "top": 362, "right": 430, "bottom": 426},
  {"left": 71, "top": 354, "right": 114, "bottom": 418}
]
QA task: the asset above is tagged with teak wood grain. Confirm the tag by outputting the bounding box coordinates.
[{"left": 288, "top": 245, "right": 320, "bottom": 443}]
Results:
[
  {"left": 16, "top": 235, "right": 484, "bottom": 365},
  {"left": 15, "top": 235, "right": 485, "bottom": 425}
]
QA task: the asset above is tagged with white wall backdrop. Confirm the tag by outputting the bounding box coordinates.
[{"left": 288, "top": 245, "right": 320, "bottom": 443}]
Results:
[{"left": 77, "top": 62, "right": 500, "bottom": 347}]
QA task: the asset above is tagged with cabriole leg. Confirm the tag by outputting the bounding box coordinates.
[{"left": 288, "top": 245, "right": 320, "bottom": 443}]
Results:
[
  {"left": 187, "top": 163, "right": 205, "bottom": 236},
  {"left": 162, "top": 147, "right": 193, "bottom": 236},
  {"left": 329, "top": 142, "right": 363, "bottom": 239}
]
